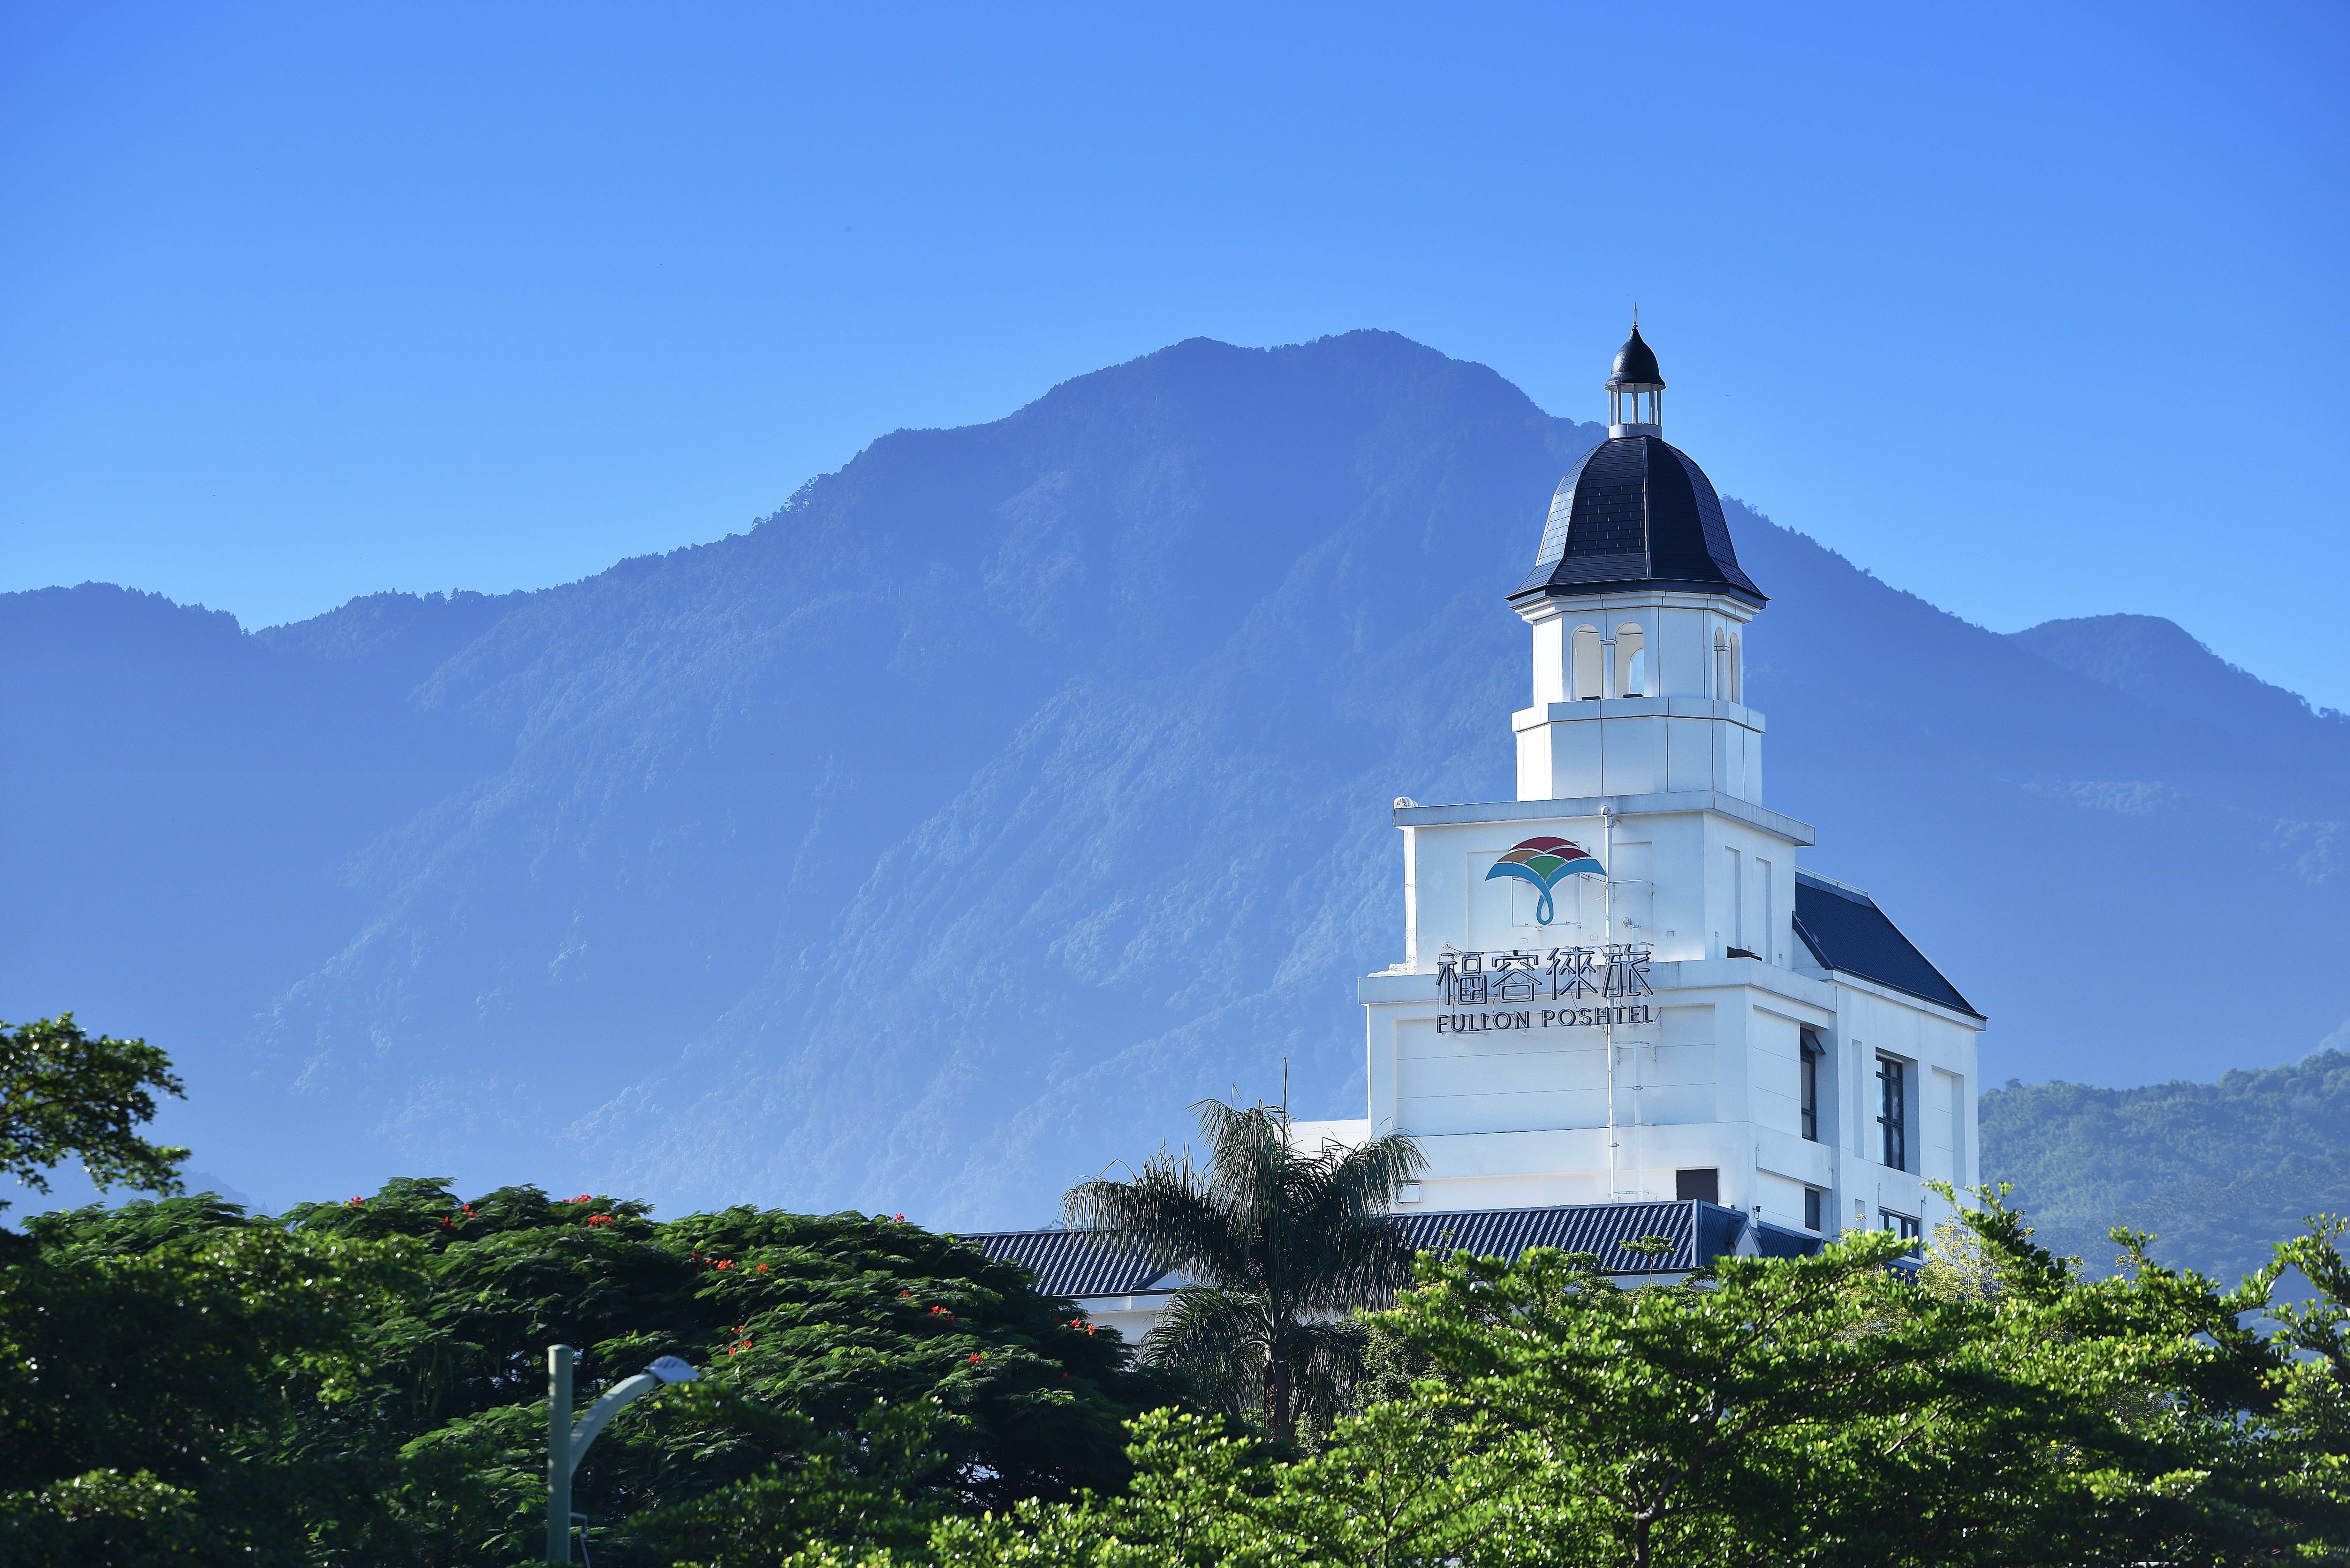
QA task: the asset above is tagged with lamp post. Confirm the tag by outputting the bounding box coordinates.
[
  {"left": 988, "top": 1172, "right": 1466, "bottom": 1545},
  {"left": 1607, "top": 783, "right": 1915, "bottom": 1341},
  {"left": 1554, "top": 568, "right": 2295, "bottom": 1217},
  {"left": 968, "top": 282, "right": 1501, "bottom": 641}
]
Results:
[{"left": 546, "top": 1346, "right": 698, "bottom": 1563}]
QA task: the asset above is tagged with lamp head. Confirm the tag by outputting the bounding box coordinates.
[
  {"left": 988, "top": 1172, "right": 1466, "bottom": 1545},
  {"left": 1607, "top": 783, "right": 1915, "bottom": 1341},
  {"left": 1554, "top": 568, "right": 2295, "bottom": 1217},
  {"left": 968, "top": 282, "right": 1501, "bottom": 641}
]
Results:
[{"left": 645, "top": 1356, "right": 698, "bottom": 1384}]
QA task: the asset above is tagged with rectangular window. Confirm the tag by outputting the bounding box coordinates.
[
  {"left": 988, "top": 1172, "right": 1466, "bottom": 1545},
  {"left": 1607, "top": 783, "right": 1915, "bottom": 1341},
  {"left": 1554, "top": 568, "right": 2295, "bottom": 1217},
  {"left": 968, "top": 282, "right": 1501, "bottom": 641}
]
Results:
[
  {"left": 1882, "top": 1209, "right": 1922, "bottom": 1256},
  {"left": 1675, "top": 1168, "right": 1720, "bottom": 1204},
  {"left": 1725, "top": 848, "right": 1742, "bottom": 953},
  {"left": 1803, "top": 1188, "right": 1823, "bottom": 1232},
  {"left": 1947, "top": 1070, "right": 1967, "bottom": 1188},
  {"left": 1799, "top": 1030, "right": 1822, "bottom": 1142},
  {"left": 1877, "top": 1055, "right": 1907, "bottom": 1171}
]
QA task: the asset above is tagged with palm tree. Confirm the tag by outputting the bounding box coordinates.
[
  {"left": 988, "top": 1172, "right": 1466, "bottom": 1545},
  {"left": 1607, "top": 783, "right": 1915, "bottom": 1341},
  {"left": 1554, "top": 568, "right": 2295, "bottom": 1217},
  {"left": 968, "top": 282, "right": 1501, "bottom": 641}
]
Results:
[{"left": 1063, "top": 1098, "right": 1425, "bottom": 1443}]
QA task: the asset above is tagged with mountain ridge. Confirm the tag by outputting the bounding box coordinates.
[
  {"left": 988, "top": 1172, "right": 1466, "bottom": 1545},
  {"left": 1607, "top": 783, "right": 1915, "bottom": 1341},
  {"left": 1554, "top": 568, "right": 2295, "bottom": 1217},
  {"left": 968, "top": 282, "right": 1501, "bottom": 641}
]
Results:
[{"left": 5, "top": 329, "right": 2344, "bottom": 1228}]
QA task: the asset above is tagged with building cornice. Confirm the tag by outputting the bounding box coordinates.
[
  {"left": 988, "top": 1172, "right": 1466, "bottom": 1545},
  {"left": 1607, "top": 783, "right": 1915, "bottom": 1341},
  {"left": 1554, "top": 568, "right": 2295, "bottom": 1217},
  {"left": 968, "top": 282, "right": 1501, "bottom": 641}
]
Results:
[
  {"left": 1801, "top": 964, "right": 1989, "bottom": 1030},
  {"left": 1511, "top": 586, "right": 1764, "bottom": 623},
  {"left": 1510, "top": 696, "right": 1767, "bottom": 733},
  {"left": 1392, "top": 790, "right": 1816, "bottom": 847}
]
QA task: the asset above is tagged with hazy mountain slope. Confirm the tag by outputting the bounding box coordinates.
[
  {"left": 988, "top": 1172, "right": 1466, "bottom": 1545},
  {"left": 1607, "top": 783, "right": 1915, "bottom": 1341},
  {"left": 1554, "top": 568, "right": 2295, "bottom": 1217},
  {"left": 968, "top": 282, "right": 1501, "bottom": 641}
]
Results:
[
  {"left": 2012, "top": 612, "right": 2346, "bottom": 729},
  {"left": 1981, "top": 1044, "right": 2350, "bottom": 1284},
  {"left": 6, "top": 583, "right": 511, "bottom": 1065},
  {"left": 228, "top": 333, "right": 1586, "bottom": 1213},
  {"left": 2009, "top": 612, "right": 2350, "bottom": 811},
  {"left": 5, "top": 329, "right": 2345, "bottom": 1224}
]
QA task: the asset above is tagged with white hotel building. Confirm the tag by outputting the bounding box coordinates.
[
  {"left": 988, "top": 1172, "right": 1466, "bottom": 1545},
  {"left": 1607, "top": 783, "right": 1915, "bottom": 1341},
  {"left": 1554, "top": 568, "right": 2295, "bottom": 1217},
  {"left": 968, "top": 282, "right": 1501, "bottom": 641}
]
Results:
[{"left": 979, "top": 329, "right": 1982, "bottom": 1327}]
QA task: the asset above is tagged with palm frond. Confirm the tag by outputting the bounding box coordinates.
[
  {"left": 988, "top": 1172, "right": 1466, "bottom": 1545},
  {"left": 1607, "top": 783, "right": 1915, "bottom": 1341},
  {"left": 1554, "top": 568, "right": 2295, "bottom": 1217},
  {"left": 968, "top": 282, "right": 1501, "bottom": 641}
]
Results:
[
  {"left": 1323, "top": 1130, "right": 1427, "bottom": 1220},
  {"left": 1282, "top": 1316, "right": 1376, "bottom": 1436},
  {"left": 1193, "top": 1097, "right": 1290, "bottom": 1227},
  {"left": 1141, "top": 1285, "right": 1270, "bottom": 1419},
  {"left": 1064, "top": 1099, "right": 1431, "bottom": 1436},
  {"left": 1063, "top": 1151, "right": 1256, "bottom": 1288}
]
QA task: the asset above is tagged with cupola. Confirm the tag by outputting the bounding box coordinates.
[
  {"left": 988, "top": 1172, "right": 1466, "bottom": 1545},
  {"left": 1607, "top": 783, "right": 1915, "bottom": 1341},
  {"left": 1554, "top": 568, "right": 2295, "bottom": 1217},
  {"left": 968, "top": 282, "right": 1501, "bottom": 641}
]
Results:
[
  {"left": 1606, "top": 322, "right": 1664, "bottom": 437},
  {"left": 1510, "top": 325, "right": 1765, "bottom": 609}
]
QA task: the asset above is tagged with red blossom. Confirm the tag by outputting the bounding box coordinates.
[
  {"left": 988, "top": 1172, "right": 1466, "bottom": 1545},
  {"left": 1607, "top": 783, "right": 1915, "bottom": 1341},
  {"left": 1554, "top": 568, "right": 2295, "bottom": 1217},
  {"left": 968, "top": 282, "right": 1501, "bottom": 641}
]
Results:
[
  {"left": 714, "top": 1259, "right": 734, "bottom": 1270},
  {"left": 893, "top": 1213, "right": 906, "bottom": 1223},
  {"left": 967, "top": 1353, "right": 983, "bottom": 1364},
  {"left": 754, "top": 1263, "right": 768, "bottom": 1274}
]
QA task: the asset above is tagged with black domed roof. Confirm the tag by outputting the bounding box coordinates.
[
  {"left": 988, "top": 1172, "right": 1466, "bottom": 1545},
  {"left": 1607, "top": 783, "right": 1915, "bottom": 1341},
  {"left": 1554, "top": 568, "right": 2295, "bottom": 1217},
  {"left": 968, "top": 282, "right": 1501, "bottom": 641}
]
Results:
[
  {"left": 1510, "top": 434, "right": 1765, "bottom": 606},
  {"left": 1606, "top": 324, "right": 1663, "bottom": 390}
]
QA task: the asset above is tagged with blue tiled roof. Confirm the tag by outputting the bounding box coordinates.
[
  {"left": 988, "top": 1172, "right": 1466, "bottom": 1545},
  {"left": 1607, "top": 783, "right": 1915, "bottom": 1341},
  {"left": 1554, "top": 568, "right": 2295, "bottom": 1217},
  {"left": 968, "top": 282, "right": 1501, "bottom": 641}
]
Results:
[
  {"left": 962, "top": 1228, "right": 1171, "bottom": 1299},
  {"left": 965, "top": 1200, "right": 1749, "bottom": 1300},
  {"left": 1753, "top": 1219, "right": 1824, "bottom": 1260},
  {"left": 1793, "top": 870, "right": 1981, "bottom": 1018},
  {"left": 1398, "top": 1199, "right": 1747, "bottom": 1275}
]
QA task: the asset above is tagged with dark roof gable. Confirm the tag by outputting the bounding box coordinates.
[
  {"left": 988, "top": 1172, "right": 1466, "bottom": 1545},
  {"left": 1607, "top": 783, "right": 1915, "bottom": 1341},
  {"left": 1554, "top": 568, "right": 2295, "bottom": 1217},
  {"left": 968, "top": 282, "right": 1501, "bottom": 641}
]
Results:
[{"left": 1793, "top": 871, "right": 1981, "bottom": 1018}]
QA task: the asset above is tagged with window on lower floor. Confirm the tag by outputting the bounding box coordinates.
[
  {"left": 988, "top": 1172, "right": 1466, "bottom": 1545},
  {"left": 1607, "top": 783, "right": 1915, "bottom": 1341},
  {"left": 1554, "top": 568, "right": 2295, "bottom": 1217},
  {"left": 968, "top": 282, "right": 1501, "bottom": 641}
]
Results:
[
  {"left": 1882, "top": 1210, "right": 1922, "bottom": 1256},
  {"left": 1800, "top": 1029, "right": 1823, "bottom": 1142},
  {"left": 1803, "top": 1188, "right": 1823, "bottom": 1232},
  {"left": 1876, "top": 1054, "right": 1907, "bottom": 1171},
  {"left": 1675, "top": 1168, "right": 1719, "bottom": 1204}
]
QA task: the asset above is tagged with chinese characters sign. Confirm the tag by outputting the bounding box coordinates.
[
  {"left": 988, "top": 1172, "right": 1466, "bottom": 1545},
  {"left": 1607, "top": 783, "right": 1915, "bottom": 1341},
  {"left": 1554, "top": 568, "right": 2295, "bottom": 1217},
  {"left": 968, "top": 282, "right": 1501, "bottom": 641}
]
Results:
[{"left": 1433, "top": 943, "right": 1655, "bottom": 1035}]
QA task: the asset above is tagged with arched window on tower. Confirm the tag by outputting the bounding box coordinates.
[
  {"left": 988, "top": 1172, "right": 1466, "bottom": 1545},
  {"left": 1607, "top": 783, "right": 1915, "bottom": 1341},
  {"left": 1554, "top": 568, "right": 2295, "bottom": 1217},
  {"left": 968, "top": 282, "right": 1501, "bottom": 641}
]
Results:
[
  {"left": 1713, "top": 629, "right": 1728, "bottom": 700},
  {"left": 1571, "top": 625, "right": 1603, "bottom": 699},
  {"left": 1729, "top": 632, "right": 1744, "bottom": 703},
  {"left": 1617, "top": 623, "right": 1646, "bottom": 697}
]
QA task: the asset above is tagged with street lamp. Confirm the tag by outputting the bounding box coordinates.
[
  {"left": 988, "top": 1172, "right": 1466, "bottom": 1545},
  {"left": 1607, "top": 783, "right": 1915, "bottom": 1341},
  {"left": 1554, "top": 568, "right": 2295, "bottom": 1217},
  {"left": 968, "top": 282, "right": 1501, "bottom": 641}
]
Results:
[{"left": 546, "top": 1345, "right": 698, "bottom": 1563}]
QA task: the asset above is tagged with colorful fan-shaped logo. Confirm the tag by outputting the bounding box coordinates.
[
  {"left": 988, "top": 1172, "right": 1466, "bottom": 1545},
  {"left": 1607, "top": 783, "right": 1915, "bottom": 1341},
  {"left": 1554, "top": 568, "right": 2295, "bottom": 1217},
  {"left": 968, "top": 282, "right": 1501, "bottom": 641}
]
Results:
[{"left": 1485, "top": 836, "right": 1604, "bottom": 924}]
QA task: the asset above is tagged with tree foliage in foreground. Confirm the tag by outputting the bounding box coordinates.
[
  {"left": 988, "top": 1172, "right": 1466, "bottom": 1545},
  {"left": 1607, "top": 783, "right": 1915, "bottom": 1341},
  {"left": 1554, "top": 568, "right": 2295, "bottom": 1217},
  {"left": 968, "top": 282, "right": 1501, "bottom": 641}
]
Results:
[
  {"left": 0, "top": 1013, "right": 187, "bottom": 1214},
  {"left": 1, "top": 1180, "right": 1178, "bottom": 1567},
  {"left": 925, "top": 1189, "right": 2350, "bottom": 1568},
  {"left": 8, "top": 996, "right": 2350, "bottom": 1567},
  {"left": 8, "top": 1179, "right": 2350, "bottom": 1566}
]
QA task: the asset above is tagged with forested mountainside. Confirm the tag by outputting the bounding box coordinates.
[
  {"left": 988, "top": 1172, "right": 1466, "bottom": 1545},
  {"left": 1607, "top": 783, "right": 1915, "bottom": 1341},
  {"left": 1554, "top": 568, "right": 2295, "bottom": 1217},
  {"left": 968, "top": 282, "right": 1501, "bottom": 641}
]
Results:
[
  {"left": 6, "top": 329, "right": 2345, "bottom": 1222},
  {"left": 1982, "top": 1047, "right": 2350, "bottom": 1284}
]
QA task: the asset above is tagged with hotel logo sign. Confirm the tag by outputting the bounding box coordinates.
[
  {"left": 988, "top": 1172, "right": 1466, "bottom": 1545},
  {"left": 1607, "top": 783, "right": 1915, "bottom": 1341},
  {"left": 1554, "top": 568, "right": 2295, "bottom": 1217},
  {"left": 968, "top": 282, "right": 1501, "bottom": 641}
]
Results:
[{"left": 1482, "top": 836, "right": 1603, "bottom": 924}]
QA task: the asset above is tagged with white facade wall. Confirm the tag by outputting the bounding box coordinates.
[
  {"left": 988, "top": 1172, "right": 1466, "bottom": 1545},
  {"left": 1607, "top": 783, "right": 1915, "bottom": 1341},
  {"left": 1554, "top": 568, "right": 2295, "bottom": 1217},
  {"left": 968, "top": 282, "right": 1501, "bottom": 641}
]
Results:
[{"left": 1357, "top": 577, "right": 1984, "bottom": 1245}]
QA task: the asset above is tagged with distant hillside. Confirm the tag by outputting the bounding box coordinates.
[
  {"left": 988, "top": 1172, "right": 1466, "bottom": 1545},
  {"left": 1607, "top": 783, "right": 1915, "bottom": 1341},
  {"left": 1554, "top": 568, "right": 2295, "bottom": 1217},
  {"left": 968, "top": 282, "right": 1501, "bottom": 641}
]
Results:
[
  {"left": 1981, "top": 1045, "right": 2350, "bottom": 1284},
  {"left": 2009, "top": 613, "right": 2350, "bottom": 809},
  {"left": 5, "top": 329, "right": 2347, "bottom": 1222}
]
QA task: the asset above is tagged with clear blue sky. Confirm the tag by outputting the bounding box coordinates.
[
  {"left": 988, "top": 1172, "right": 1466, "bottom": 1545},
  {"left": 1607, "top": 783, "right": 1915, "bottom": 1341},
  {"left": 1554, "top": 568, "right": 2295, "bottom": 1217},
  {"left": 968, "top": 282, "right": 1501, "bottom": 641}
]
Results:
[{"left": 6, "top": 3, "right": 2345, "bottom": 706}]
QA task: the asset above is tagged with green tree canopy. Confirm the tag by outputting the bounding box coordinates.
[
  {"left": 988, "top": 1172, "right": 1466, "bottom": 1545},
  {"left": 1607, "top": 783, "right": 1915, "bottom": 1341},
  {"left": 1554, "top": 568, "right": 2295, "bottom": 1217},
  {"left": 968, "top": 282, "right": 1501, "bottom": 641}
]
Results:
[
  {"left": 0, "top": 1014, "right": 187, "bottom": 1216},
  {"left": 3, "top": 1175, "right": 1185, "bottom": 1566},
  {"left": 0, "top": 1195, "right": 421, "bottom": 1564},
  {"left": 936, "top": 1189, "right": 2350, "bottom": 1567}
]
